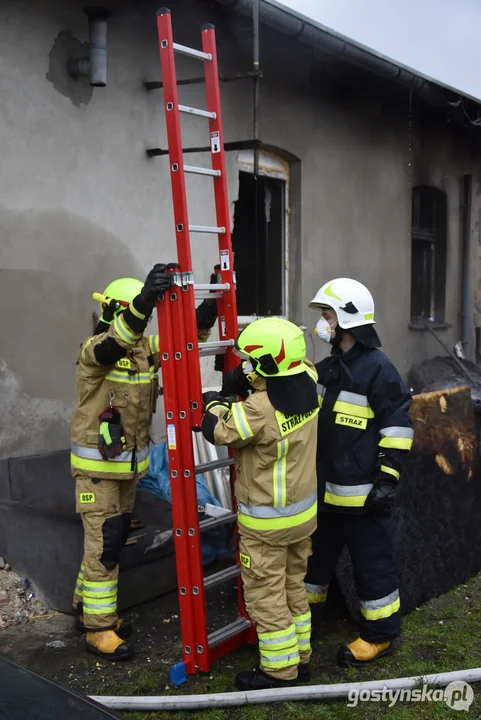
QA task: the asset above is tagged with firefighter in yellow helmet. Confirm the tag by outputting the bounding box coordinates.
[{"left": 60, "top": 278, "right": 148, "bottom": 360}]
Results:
[
  {"left": 72, "top": 264, "right": 219, "bottom": 661},
  {"left": 202, "top": 318, "right": 319, "bottom": 690}
]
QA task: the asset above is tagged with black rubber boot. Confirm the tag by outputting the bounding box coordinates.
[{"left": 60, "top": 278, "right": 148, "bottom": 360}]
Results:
[
  {"left": 235, "top": 667, "right": 297, "bottom": 691},
  {"left": 297, "top": 663, "right": 310, "bottom": 682}
]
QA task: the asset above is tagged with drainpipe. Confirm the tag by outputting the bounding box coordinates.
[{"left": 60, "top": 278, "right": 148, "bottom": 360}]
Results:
[
  {"left": 67, "top": 7, "right": 112, "bottom": 87},
  {"left": 461, "top": 174, "right": 473, "bottom": 359},
  {"left": 253, "top": 0, "right": 260, "bottom": 177}
]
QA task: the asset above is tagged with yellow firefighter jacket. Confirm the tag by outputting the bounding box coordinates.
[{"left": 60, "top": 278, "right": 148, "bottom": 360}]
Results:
[
  {"left": 71, "top": 313, "right": 210, "bottom": 481},
  {"left": 209, "top": 364, "right": 319, "bottom": 545}
]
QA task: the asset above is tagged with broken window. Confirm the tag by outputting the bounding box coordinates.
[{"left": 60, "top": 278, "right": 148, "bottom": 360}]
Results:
[
  {"left": 232, "top": 172, "right": 286, "bottom": 318},
  {"left": 410, "top": 186, "right": 447, "bottom": 323}
]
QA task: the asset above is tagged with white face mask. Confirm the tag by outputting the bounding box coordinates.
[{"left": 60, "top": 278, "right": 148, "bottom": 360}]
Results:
[{"left": 315, "top": 317, "right": 336, "bottom": 344}]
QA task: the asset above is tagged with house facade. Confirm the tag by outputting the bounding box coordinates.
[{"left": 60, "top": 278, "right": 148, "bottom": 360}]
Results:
[{"left": 1, "top": 0, "right": 480, "bottom": 458}]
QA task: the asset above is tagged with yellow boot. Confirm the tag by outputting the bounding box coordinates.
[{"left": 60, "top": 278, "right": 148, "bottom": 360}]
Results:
[
  {"left": 338, "top": 637, "right": 392, "bottom": 667},
  {"left": 86, "top": 630, "right": 134, "bottom": 661}
]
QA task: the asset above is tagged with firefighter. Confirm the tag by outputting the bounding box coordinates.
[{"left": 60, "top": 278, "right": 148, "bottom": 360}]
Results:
[
  {"left": 202, "top": 318, "right": 319, "bottom": 690},
  {"left": 72, "top": 264, "right": 218, "bottom": 661},
  {"left": 305, "top": 278, "right": 414, "bottom": 667}
]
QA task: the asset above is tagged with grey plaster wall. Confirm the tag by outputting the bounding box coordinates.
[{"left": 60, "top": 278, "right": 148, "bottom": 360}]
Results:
[{"left": 0, "top": 0, "right": 479, "bottom": 458}]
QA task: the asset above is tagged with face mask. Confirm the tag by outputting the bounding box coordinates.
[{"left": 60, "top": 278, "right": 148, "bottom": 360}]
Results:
[{"left": 315, "top": 317, "right": 336, "bottom": 344}]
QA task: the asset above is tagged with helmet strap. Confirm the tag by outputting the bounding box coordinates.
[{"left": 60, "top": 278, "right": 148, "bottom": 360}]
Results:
[{"left": 330, "top": 324, "right": 343, "bottom": 348}]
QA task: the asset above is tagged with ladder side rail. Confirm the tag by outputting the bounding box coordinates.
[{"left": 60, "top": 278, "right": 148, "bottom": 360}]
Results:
[
  {"left": 168, "top": 285, "right": 210, "bottom": 672},
  {"left": 201, "top": 23, "right": 239, "bottom": 372},
  {"left": 201, "top": 23, "right": 256, "bottom": 644},
  {"left": 157, "top": 8, "right": 203, "bottom": 428},
  {"left": 156, "top": 289, "right": 197, "bottom": 674}
]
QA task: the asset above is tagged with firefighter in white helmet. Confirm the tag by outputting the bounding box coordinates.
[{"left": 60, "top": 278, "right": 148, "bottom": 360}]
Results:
[
  {"left": 202, "top": 318, "right": 319, "bottom": 690},
  {"left": 305, "top": 278, "right": 414, "bottom": 666}
]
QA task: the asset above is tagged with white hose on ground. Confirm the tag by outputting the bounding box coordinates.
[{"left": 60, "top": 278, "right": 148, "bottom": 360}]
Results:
[{"left": 90, "top": 667, "right": 481, "bottom": 711}]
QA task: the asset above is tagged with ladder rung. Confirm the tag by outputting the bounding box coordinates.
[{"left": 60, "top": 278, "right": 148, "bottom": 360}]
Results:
[
  {"left": 199, "top": 512, "right": 237, "bottom": 532},
  {"left": 189, "top": 225, "right": 225, "bottom": 234},
  {"left": 173, "top": 42, "right": 212, "bottom": 63},
  {"left": 199, "top": 340, "right": 235, "bottom": 357},
  {"left": 196, "top": 457, "right": 234, "bottom": 474},
  {"left": 179, "top": 104, "right": 216, "bottom": 120},
  {"left": 208, "top": 617, "right": 252, "bottom": 649},
  {"left": 204, "top": 565, "right": 241, "bottom": 590},
  {"left": 195, "top": 291, "right": 223, "bottom": 300},
  {"left": 194, "top": 283, "right": 230, "bottom": 291},
  {"left": 184, "top": 165, "right": 221, "bottom": 178}
]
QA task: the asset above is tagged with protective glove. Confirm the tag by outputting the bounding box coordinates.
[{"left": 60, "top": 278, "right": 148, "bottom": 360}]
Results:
[
  {"left": 98, "top": 406, "right": 127, "bottom": 460},
  {"left": 140, "top": 264, "right": 173, "bottom": 308},
  {"left": 196, "top": 265, "right": 221, "bottom": 330},
  {"left": 203, "top": 391, "right": 231, "bottom": 414},
  {"left": 364, "top": 474, "right": 398, "bottom": 513},
  {"left": 100, "top": 297, "right": 123, "bottom": 325},
  {"left": 221, "top": 362, "right": 251, "bottom": 399}
]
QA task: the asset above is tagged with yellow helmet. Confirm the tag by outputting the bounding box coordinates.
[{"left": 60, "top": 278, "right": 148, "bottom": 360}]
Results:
[
  {"left": 235, "top": 317, "right": 307, "bottom": 377},
  {"left": 97, "top": 278, "right": 143, "bottom": 322}
]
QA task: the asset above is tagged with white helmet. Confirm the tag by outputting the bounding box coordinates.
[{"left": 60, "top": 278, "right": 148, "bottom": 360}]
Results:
[{"left": 309, "top": 278, "right": 375, "bottom": 330}]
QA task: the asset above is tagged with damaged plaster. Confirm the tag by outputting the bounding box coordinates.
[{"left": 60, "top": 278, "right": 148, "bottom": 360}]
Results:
[
  {"left": 46, "top": 31, "right": 93, "bottom": 107},
  {"left": 0, "top": 360, "right": 75, "bottom": 460},
  {"left": 0, "top": 204, "right": 147, "bottom": 458}
]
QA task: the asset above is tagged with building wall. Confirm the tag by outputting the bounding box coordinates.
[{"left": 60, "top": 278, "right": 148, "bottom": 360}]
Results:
[{"left": 0, "top": 0, "right": 479, "bottom": 458}]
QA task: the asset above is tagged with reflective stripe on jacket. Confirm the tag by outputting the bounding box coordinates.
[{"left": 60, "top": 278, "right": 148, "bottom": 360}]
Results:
[
  {"left": 315, "top": 344, "right": 413, "bottom": 513},
  {"left": 209, "top": 366, "right": 319, "bottom": 543},
  {"left": 71, "top": 323, "right": 161, "bottom": 481}
]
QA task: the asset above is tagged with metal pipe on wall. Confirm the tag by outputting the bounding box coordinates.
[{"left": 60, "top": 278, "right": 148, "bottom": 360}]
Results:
[
  {"left": 253, "top": 0, "right": 260, "bottom": 178},
  {"left": 461, "top": 174, "right": 473, "bottom": 360}
]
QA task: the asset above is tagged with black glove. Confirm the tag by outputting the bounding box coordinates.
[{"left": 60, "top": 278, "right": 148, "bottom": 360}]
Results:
[
  {"left": 365, "top": 475, "right": 398, "bottom": 513},
  {"left": 98, "top": 406, "right": 126, "bottom": 460},
  {"left": 101, "top": 298, "right": 122, "bottom": 325},
  {"left": 215, "top": 354, "right": 225, "bottom": 373},
  {"left": 196, "top": 265, "right": 221, "bottom": 330},
  {"left": 140, "top": 264, "right": 173, "bottom": 307},
  {"left": 221, "top": 363, "right": 251, "bottom": 399},
  {"left": 203, "top": 391, "right": 231, "bottom": 414}
]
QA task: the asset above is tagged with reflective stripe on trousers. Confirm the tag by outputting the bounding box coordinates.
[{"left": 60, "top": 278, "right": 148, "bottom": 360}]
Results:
[
  {"left": 258, "top": 624, "right": 299, "bottom": 670},
  {"left": 293, "top": 611, "right": 311, "bottom": 653},
  {"left": 360, "top": 589, "right": 401, "bottom": 620},
  {"left": 305, "top": 582, "right": 329, "bottom": 604},
  {"left": 81, "top": 578, "right": 119, "bottom": 615}
]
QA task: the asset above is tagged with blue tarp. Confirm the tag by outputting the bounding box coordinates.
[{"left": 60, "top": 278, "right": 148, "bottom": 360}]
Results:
[{"left": 139, "top": 443, "right": 230, "bottom": 566}]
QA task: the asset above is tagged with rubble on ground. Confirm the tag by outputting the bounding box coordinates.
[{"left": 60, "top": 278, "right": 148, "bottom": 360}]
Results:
[{"left": 0, "top": 560, "right": 53, "bottom": 630}]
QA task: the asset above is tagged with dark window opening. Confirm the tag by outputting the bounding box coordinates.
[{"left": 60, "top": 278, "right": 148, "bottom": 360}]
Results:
[
  {"left": 232, "top": 172, "right": 286, "bottom": 317},
  {"left": 410, "top": 186, "right": 447, "bottom": 323}
]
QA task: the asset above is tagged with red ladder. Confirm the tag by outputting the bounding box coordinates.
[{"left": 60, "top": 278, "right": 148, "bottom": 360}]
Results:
[{"left": 154, "top": 7, "right": 256, "bottom": 686}]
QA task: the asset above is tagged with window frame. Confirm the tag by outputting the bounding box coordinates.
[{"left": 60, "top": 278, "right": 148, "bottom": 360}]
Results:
[
  {"left": 410, "top": 185, "right": 447, "bottom": 325},
  {"left": 235, "top": 150, "right": 290, "bottom": 326}
]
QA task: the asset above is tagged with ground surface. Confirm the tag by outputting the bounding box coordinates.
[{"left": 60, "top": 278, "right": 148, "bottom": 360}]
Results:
[{"left": 2, "top": 566, "right": 481, "bottom": 720}]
